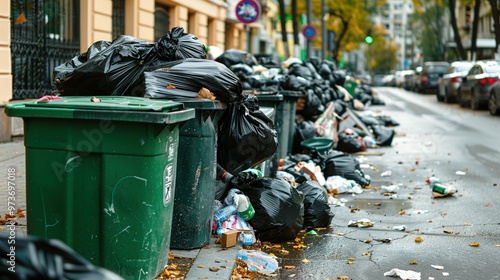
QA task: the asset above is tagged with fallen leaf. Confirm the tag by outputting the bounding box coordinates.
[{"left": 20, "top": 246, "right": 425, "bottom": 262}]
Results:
[
  {"left": 336, "top": 232, "right": 346, "bottom": 236},
  {"left": 209, "top": 267, "right": 220, "bottom": 272},
  {"left": 486, "top": 203, "right": 492, "bottom": 207},
  {"left": 16, "top": 208, "right": 25, "bottom": 218},
  {"left": 347, "top": 261, "right": 355, "bottom": 265},
  {"left": 347, "top": 257, "right": 356, "bottom": 261},
  {"left": 363, "top": 239, "right": 372, "bottom": 243},
  {"left": 302, "top": 258, "right": 311, "bottom": 263},
  {"left": 362, "top": 251, "right": 371, "bottom": 256},
  {"left": 443, "top": 229, "right": 454, "bottom": 234},
  {"left": 415, "top": 237, "right": 423, "bottom": 243},
  {"left": 337, "top": 276, "right": 349, "bottom": 280},
  {"left": 409, "top": 168, "right": 416, "bottom": 171},
  {"left": 280, "top": 249, "right": 289, "bottom": 255},
  {"left": 288, "top": 274, "right": 296, "bottom": 278},
  {"left": 399, "top": 209, "right": 406, "bottom": 215},
  {"left": 284, "top": 265, "right": 295, "bottom": 270},
  {"left": 198, "top": 265, "right": 205, "bottom": 268},
  {"left": 409, "top": 260, "right": 418, "bottom": 265},
  {"left": 166, "top": 84, "right": 176, "bottom": 89},
  {"left": 268, "top": 252, "right": 276, "bottom": 257},
  {"left": 373, "top": 202, "right": 382, "bottom": 206},
  {"left": 469, "top": 241, "right": 480, "bottom": 247},
  {"left": 350, "top": 208, "right": 360, "bottom": 213}
]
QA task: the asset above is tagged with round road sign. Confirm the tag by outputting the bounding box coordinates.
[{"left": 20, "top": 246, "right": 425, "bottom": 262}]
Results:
[
  {"left": 235, "top": 0, "right": 261, "bottom": 24},
  {"left": 302, "top": 24, "right": 317, "bottom": 41}
]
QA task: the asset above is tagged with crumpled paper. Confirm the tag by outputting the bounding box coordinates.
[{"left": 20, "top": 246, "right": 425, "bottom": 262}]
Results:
[
  {"left": 384, "top": 268, "right": 421, "bottom": 280},
  {"left": 348, "top": 218, "right": 374, "bottom": 228}
]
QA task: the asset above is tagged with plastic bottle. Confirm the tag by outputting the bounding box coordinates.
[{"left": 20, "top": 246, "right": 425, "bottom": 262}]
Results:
[
  {"left": 224, "top": 188, "right": 243, "bottom": 206},
  {"left": 237, "top": 250, "right": 278, "bottom": 274},
  {"left": 214, "top": 204, "right": 237, "bottom": 224},
  {"left": 426, "top": 176, "right": 440, "bottom": 184},
  {"left": 234, "top": 194, "right": 255, "bottom": 221},
  {"left": 432, "top": 183, "right": 457, "bottom": 195}
]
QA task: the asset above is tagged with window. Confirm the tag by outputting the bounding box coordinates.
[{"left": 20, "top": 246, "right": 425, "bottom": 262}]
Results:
[
  {"left": 112, "top": 0, "right": 125, "bottom": 39},
  {"left": 155, "top": 5, "right": 170, "bottom": 41}
]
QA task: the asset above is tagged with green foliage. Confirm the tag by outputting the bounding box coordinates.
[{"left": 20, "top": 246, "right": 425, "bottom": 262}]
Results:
[
  {"left": 364, "top": 25, "right": 398, "bottom": 74},
  {"left": 412, "top": 0, "right": 448, "bottom": 61}
]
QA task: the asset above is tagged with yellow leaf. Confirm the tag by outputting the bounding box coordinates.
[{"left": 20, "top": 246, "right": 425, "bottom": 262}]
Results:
[
  {"left": 302, "top": 258, "right": 311, "bottom": 263},
  {"left": 284, "top": 265, "right": 296, "bottom": 270},
  {"left": 347, "top": 257, "right": 356, "bottom": 261},
  {"left": 415, "top": 237, "right": 423, "bottom": 243},
  {"left": 268, "top": 253, "right": 276, "bottom": 257},
  {"left": 443, "top": 229, "right": 453, "bottom": 234},
  {"left": 362, "top": 251, "right": 371, "bottom": 256},
  {"left": 409, "top": 260, "right": 418, "bottom": 265},
  {"left": 469, "top": 241, "right": 480, "bottom": 247},
  {"left": 337, "top": 276, "right": 349, "bottom": 280},
  {"left": 399, "top": 209, "right": 406, "bottom": 215},
  {"left": 364, "top": 239, "right": 372, "bottom": 243},
  {"left": 198, "top": 265, "right": 205, "bottom": 268}
]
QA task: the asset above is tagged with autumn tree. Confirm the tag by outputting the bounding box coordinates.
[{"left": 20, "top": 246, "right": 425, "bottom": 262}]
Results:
[{"left": 412, "top": 0, "right": 448, "bottom": 61}]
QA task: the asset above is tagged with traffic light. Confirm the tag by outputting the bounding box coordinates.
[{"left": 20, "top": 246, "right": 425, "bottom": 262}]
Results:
[{"left": 365, "top": 29, "right": 373, "bottom": 44}]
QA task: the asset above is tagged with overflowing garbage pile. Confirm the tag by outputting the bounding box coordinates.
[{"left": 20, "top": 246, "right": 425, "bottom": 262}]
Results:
[{"left": 49, "top": 26, "right": 400, "bottom": 250}]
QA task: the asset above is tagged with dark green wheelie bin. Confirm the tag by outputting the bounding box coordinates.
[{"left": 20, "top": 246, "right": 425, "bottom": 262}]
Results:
[
  {"left": 170, "top": 100, "right": 225, "bottom": 250},
  {"left": 277, "top": 91, "right": 303, "bottom": 159},
  {"left": 5, "top": 96, "right": 195, "bottom": 280}
]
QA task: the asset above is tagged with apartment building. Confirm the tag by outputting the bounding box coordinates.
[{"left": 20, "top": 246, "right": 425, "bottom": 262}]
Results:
[{"left": 0, "top": 0, "right": 278, "bottom": 141}]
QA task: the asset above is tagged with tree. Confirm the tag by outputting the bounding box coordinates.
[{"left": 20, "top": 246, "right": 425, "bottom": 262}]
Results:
[
  {"left": 365, "top": 25, "right": 398, "bottom": 74},
  {"left": 412, "top": 0, "right": 448, "bottom": 61},
  {"left": 470, "top": 0, "right": 481, "bottom": 60},
  {"left": 296, "top": 0, "right": 383, "bottom": 60},
  {"left": 488, "top": 0, "right": 500, "bottom": 55}
]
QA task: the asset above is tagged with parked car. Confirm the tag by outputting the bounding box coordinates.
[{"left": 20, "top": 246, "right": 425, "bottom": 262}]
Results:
[
  {"left": 410, "top": 66, "right": 422, "bottom": 92},
  {"left": 489, "top": 81, "right": 500, "bottom": 115},
  {"left": 459, "top": 60, "right": 500, "bottom": 110},
  {"left": 402, "top": 70, "right": 416, "bottom": 90},
  {"left": 417, "top": 61, "right": 450, "bottom": 93},
  {"left": 437, "top": 61, "right": 474, "bottom": 103}
]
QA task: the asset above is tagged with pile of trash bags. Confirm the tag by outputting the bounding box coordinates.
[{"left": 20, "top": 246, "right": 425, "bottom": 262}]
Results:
[{"left": 50, "top": 26, "right": 400, "bottom": 245}]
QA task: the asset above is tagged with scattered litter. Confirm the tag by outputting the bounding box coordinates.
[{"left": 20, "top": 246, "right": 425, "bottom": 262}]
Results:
[
  {"left": 469, "top": 241, "right": 480, "bottom": 247},
  {"left": 432, "top": 183, "right": 457, "bottom": 195},
  {"left": 426, "top": 177, "right": 440, "bottom": 184},
  {"left": 360, "top": 163, "right": 371, "bottom": 169},
  {"left": 431, "top": 265, "right": 444, "bottom": 270},
  {"left": 442, "top": 272, "right": 449, "bottom": 276},
  {"left": 374, "top": 238, "right": 392, "bottom": 243},
  {"left": 384, "top": 268, "right": 421, "bottom": 280},
  {"left": 413, "top": 210, "right": 429, "bottom": 214},
  {"left": 326, "top": 176, "right": 363, "bottom": 194},
  {"left": 381, "top": 170, "right": 392, "bottom": 177},
  {"left": 237, "top": 250, "right": 278, "bottom": 274},
  {"left": 328, "top": 196, "right": 346, "bottom": 207},
  {"left": 443, "top": 229, "right": 454, "bottom": 234},
  {"left": 455, "top": 171, "right": 466, "bottom": 175},
  {"left": 392, "top": 225, "right": 407, "bottom": 231},
  {"left": 415, "top": 237, "right": 423, "bottom": 243},
  {"left": 409, "top": 260, "right": 417, "bottom": 265},
  {"left": 301, "top": 258, "right": 311, "bottom": 264},
  {"left": 382, "top": 185, "right": 400, "bottom": 193},
  {"left": 337, "top": 276, "right": 349, "bottom": 280},
  {"left": 496, "top": 244, "right": 500, "bottom": 247},
  {"left": 362, "top": 251, "right": 371, "bottom": 256},
  {"left": 428, "top": 278, "right": 435, "bottom": 280},
  {"left": 348, "top": 218, "right": 374, "bottom": 228},
  {"left": 398, "top": 209, "right": 406, "bottom": 215},
  {"left": 307, "top": 230, "right": 318, "bottom": 236}
]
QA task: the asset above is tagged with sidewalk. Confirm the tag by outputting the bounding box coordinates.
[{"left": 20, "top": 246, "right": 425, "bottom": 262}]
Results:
[{"left": 0, "top": 138, "right": 239, "bottom": 279}]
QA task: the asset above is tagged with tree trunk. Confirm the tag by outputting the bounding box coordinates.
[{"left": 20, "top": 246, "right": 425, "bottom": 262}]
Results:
[
  {"left": 471, "top": 0, "right": 481, "bottom": 60},
  {"left": 489, "top": 0, "right": 500, "bottom": 56},
  {"left": 449, "top": 0, "right": 467, "bottom": 60},
  {"left": 278, "top": 0, "right": 290, "bottom": 58},
  {"left": 292, "top": 0, "right": 300, "bottom": 57}
]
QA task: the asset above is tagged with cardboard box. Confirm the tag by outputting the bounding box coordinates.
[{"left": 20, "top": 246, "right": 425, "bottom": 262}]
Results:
[{"left": 221, "top": 230, "right": 242, "bottom": 248}]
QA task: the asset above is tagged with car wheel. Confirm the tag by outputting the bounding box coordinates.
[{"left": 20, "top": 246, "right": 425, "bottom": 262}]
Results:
[
  {"left": 443, "top": 88, "right": 452, "bottom": 103},
  {"left": 436, "top": 90, "right": 443, "bottom": 102},
  {"left": 456, "top": 88, "right": 462, "bottom": 105},
  {"left": 489, "top": 92, "right": 500, "bottom": 115}
]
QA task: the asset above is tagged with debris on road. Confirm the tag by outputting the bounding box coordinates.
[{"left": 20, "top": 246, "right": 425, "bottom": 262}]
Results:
[
  {"left": 384, "top": 268, "right": 421, "bottom": 280},
  {"left": 348, "top": 218, "right": 374, "bottom": 228}
]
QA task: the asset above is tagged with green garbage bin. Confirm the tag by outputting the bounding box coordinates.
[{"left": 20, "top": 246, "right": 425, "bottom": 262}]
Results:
[
  {"left": 256, "top": 106, "right": 276, "bottom": 177},
  {"left": 278, "top": 91, "right": 303, "bottom": 159},
  {"left": 5, "top": 96, "right": 195, "bottom": 280},
  {"left": 345, "top": 80, "right": 358, "bottom": 97},
  {"left": 170, "top": 100, "right": 225, "bottom": 250}
]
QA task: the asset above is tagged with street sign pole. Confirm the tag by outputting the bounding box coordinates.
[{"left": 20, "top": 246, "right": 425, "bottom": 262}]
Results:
[{"left": 306, "top": 0, "right": 312, "bottom": 59}]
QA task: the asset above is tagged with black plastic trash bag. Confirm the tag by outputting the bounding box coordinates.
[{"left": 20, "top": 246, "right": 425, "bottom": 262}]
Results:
[
  {"left": 218, "top": 95, "right": 278, "bottom": 174},
  {"left": 155, "top": 26, "right": 206, "bottom": 61},
  {"left": 371, "top": 124, "right": 395, "bottom": 146},
  {"left": 53, "top": 35, "right": 156, "bottom": 96},
  {"left": 144, "top": 58, "right": 243, "bottom": 104},
  {"left": 0, "top": 232, "right": 123, "bottom": 280},
  {"left": 292, "top": 120, "right": 318, "bottom": 155},
  {"left": 296, "top": 181, "right": 334, "bottom": 230},
  {"left": 237, "top": 178, "right": 304, "bottom": 242},
  {"left": 320, "top": 150, "right": 371, "bottom": 186},
  {"left": 281, "top": 75, "right": 310, "bottom": 91},
  {"left": 215, "top": 49, "right": 258, "bottom": 68},
  {"left": 300, "top": 89, "right": 325, "bottom": 120},
  {"left": 336, "top": 129, "right": 365, "bottom": 153}
]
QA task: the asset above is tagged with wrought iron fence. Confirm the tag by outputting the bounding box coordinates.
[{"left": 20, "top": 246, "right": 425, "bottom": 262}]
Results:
[{"left": 112, "top": 0, "right": 125, "bottom": 40}]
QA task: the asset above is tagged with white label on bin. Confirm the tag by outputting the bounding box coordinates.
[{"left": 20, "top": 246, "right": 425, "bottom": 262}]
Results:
[
  {"left": 163, "top": 163, "right": 174, "bottom": 206},
  {"left": 168, "top": 142, "right": 176, "bottom": 161}
]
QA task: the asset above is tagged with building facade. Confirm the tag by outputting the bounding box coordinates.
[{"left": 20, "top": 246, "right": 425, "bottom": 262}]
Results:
[{"left": 1, "top": 0, "right": 277, "bottom": 141}]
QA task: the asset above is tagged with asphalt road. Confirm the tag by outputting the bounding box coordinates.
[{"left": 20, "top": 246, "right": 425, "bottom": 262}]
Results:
[{"left": 265, "top": 87, "right": 500, "bottom": 280}]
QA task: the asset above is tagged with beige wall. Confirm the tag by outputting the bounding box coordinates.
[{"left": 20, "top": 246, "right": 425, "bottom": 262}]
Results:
[
  {"left": 80, "top": 0, "right": 113, "bottom": 51},
  {"left": 0, "top": 0, "right": 11, "bottom": 104}
]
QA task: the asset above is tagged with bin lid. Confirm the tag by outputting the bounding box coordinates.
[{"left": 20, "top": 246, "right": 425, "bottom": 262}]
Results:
[
  {"left": 5, "top": 96, "right": 195, "bottom": 124},
  {"left": 243, "top": 91, "right": 283, "bottom": 102}
]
